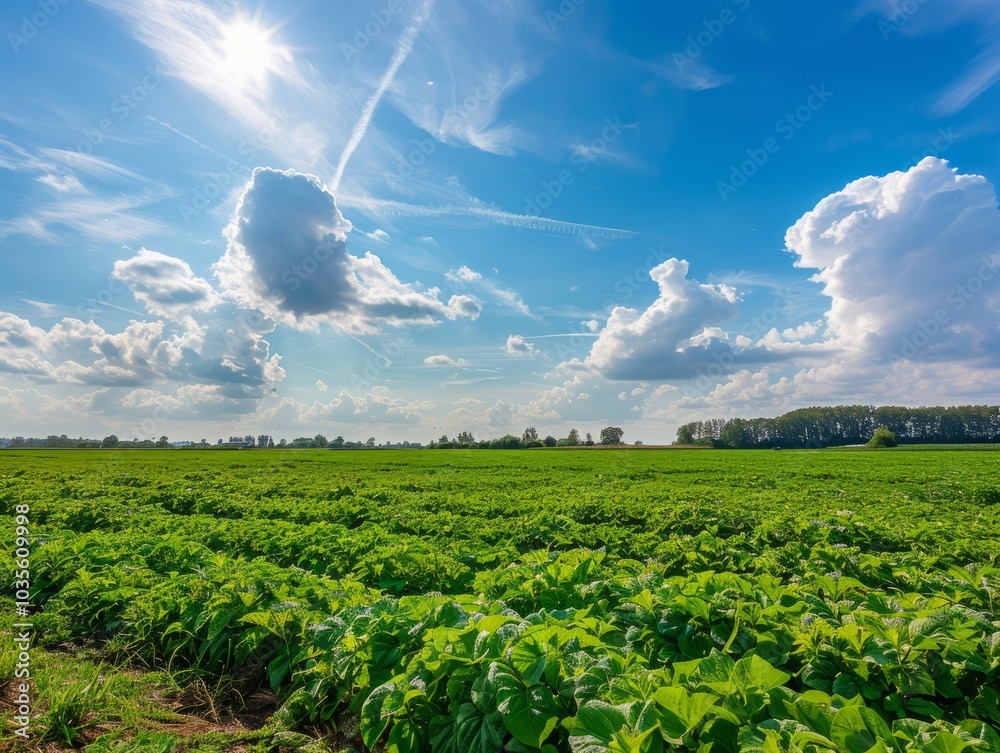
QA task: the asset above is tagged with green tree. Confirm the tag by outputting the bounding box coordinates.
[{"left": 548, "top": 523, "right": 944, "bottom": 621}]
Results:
[
  {"left": 155, "top": 435, "right": 170, "bottom": 448},
  {"left": 490, "top": 435, "right": 522, "bottom": 449},
  {"left": 675, "top": 425, "right": 695, "bottom": 445},
  {"left": 566, "top": 428, "right": 580, "bottom": 446},
  {"left": 456, "top": 431, "right": 475, "bottom": 446},
  {"left": 867, "top": 426, "right": 898, "bottom": 448},
  {"left": 522, "top": 427, "right": 538, "bottom": 443},
  {"left": 543, "top": 436, "right": 557, "bottom": 447},
  {"left": 314, "top": 434, "right": 328, "bottom": 448},
  {"left": 600, "top": 427, "right": 624, "bottom": 445},
  {"left": 102, "top": 434, "right": 119, "bottom": 448}
]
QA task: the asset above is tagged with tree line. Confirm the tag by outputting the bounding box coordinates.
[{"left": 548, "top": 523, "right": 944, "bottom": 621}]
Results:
[
  {"left": 674, "top": 405, "right": 1000, "bottom": 449},
  {"left": 430, "top": 427, "right": 625, "bottom": 449}
]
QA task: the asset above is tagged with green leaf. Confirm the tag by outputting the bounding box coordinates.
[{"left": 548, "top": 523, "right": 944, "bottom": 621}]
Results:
[
  {"left": 783, "top": 698, "right": 835, "bottom": 739},
  {"left": 572, "top": 700, "right": 628, "bottom": 741},
  {"left": 922, "top": 730, "right": 973, "bottom": 753},
  {"left": 360, "top": 681, "right": 396, "bottom": 750},
  {"left": 387, "top": 718, "right": 421, "bottom": 753},
  {"left": 830, "top": 706, "right": 893, "bottom": 753},
  {"left": 493, "top": 663, "right": 560, "bottom": 749},
  {"left": 651, "top": 686, "right": 718, "bottom": 743},
  {"left": 511, "top": 635, "right": 550, "bottom": 687},
  {"left": 958, "top": 720, "right": 1000, "bottom": 750},
  {"left": 733, "top": 655, "right": 791, "bottom": 695}
]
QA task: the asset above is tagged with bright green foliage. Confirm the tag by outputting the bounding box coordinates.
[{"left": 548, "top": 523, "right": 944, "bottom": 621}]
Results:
[
  {"left": 868, "top": 426, "right": 899, "bottom": 448},
  {"left": 2, "top": 448, "right": 1000, "bottom": 751}
]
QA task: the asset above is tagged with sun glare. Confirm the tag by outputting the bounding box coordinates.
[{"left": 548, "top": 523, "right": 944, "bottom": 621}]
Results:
[{"left": 219, "top": 17, "right": 282, "bottom": 87}]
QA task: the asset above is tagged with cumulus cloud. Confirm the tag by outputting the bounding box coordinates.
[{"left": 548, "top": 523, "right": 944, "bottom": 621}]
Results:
[
  {"left": 564, "top": 258, "right": 785, "bottom": 380},
  {"left": 317, "top": 379, "right": 328, "bottom": 392},
  {"left": 655, "top": 158, "right": 1000, "bottom": 418},
  {"left": 0, "top": 310, "right": 282, "bottom": 395},
  {"left": 446, "top": 265, "right": 536, "bottom": 319},
  {"left": 256, "top": 385, "right": 433, "bottom": 426},
  {"left": 445, "top": 266, "right": 482, "bottom": 284},
  {"left": 113, "top": 248, "right": 219, "bottom": 320},
  {"left": 786, "top": 157, "right": 1000, "bottom": 367},
  {"left": 444, "top": 376, "right": 587, "bottom": 431},
  {"left": 505, "top": 334, "right": 536, "bottom": 359},
  {"left": 424, "top": 354, "right": 470, "bottom": 368},
  {"left": 215, "top": 168, "right": 481, "bottom": 334}
]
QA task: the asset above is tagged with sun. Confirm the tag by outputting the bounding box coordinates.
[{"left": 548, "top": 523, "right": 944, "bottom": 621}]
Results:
[{"left": 218, "top": 16, "right": 284, "bottom": 88}]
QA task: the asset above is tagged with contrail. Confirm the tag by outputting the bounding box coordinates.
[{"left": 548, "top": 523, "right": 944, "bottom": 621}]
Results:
[
  {"left": 340, "top": 196, "right": 640, "bottom": 240},
  {"left": 520, "top": 333, "right": 600, "bottom": 339},
  {"left": 348, "top": 334, "right": 391, "bottom": 363},
  {"left": 332, "top": 0, "right": 435, "bottom": 191},
  {"left": 146, "top": 116, "right": 247, "bottom": 168},
  {"left": 284, "top": 359, "right": 351, "bottom": 381}
]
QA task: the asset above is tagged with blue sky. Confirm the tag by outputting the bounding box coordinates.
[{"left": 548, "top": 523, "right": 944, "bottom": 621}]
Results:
[{"left": 1, "top": 0, "right": 999, "bottom": 444}]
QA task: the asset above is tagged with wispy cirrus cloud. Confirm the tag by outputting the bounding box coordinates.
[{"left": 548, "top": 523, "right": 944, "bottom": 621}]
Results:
[
  {"left": 0, "top": 191, "right": 170, "bottom": 243},
  {"left": 333, "top": 0, "right": 435, "bottom": 190},
  {"left": 340, "top": 195, "right": 639, "bottom": 239},
  {"left": 445, "top": 265, "right": 538, "bottom": 320}
]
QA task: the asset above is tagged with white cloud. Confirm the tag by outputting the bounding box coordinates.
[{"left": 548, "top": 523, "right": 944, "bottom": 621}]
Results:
[
  {"left": 36, "top": 174, "right": 85, "bottom": 193},
  {"left": 444, "top": 376, "right": 587, "bottom": 431},
  {"left": 651, "top": 158, "right": 1000, "bottom": 418},
  {"left": 256, "top": 385, "right": 434, "bottom": 426},
  {"left": 582, "top": 319, "right": 600, "bottom": 332},
  {"left": 859, "top": 1, "right": 1000, "bottom": 116},
  {"left": 385, "top": 2, "right": 541, "bottom": 155},
  {"left": 316, "top": 379, "right": 328, "bottom": 392},
  {"left": 446, "top": 265, "right": 536, "bottom": 320},
  {"left": 424, "top": 354, "right": 470, "bottom": 368},
  {"left": 505, "top": 334, "right": 536, "bottom": 359},
  {"left": 0, "top": 309, "right": 282, "bottom": 395},
  {"left": 445, "top": 266, "right": 483, "bottom": 284},
  {"left": 214, "top": 168, "right": 481, "bottom": 334},
  {"left": 0, "top": 191, "right": 169, "bottom": 244},
  {"left": 786, "top": 157, "right": 1000, "bottom": 368},
  {"left": 113, "top": 249, "right": 220, "bottom": 321},
  {"left": 564, "top": 258, "right": 784, "bottom": 380}
]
